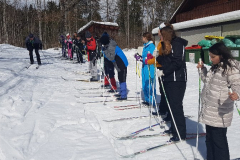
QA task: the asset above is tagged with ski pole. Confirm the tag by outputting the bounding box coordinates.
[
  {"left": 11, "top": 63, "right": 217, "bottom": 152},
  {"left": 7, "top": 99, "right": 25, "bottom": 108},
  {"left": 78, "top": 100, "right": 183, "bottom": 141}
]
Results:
[
  {"left": 152, "top": 54, "right": 162, "bottom": 126},
  {"left": 159, "top": 74, "right": 182, "bottom": 142},
  {"left": 147, "top": 65, "right": 154, "bottom": 131},
  {"left": 136, "top": 55, "right": 138, "bottom": 103},
  {"left": 195, "top": 58, "right": 202, "bottom": 160},
  {"left": 100, "top": 66, "right": 117, "bottom": 94}
]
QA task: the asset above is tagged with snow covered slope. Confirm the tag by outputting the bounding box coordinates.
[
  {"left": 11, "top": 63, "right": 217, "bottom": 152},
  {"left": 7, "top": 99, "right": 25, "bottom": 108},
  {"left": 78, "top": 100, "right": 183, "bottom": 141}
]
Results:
[{"left": 0, "top": 44, "right": 239, "bottom": 160}]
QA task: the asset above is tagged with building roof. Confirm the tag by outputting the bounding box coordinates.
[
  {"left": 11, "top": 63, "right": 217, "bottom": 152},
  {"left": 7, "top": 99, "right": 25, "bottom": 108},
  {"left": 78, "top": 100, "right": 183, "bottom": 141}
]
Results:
[
  {"left": 152, "top": 10, "right": 240, "bottom": 35},
  {"left": 77, "top": 21, "right": 119, "bottom": 33}
]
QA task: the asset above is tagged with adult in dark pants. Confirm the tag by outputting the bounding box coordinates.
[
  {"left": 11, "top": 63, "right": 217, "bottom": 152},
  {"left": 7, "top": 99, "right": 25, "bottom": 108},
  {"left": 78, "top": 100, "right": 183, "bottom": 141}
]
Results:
[
  {"left": 156, "top": 23, "right": 188, "bottom": 142},
  {"left": 25, "top": 33, "right": 42, "bottom": 65}
]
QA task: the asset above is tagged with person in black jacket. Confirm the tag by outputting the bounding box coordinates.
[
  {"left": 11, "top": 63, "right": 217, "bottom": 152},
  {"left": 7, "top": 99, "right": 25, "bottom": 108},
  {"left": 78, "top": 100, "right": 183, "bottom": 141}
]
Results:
[
  {"left": 72, "top": 32, "right": 78, "bottom": 59},
  {"left": 75, "top": 34, "right": 84, "bottom": 63},
  {"left": 25, "top": 33, "right": 42, "bottom": 65},
  {"left": 156, "top": 23, "right": 188, "bottom": 142}
]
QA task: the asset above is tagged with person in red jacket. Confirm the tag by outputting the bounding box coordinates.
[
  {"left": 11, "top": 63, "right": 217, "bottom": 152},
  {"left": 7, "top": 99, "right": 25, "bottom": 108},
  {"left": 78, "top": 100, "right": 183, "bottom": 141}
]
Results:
[{"left": 85, "top": 31, "right": 98, "bottom": 81}]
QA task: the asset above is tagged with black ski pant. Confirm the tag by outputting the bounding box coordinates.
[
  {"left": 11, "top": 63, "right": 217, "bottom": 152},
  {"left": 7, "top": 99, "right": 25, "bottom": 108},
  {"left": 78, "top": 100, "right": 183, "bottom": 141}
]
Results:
[
  {"left": 76, "top": 50, "right": 83, "bottom": 63},
  {"left": 117, "top": 67, "right": 127, "bottom": 83},
  {"left": 158, "top": 78, "right": 169, "bottom": 115},
  {"left": 71, "top": 46, "right": 74, "bottom": 59},
  {"left": 104, "top": 58, "right": 115, "bottom": 78},
  {"left": 164, "top": 81, "right": 186, "bottom": 139},
  {"left": 62, "top": 45, "right": 66, "bottom": 57},
  {"left": 29, "top": 49, "right": 41, "bottom": 64},
  {"left": 206, "top": 125, "right": 229, "bottom": 160}
]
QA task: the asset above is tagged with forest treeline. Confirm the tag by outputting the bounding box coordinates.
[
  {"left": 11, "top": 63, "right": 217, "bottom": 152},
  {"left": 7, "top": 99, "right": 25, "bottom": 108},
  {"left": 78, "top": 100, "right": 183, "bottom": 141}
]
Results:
[{"left": 0, "top": 0, "right": 182, "bottom": 49}]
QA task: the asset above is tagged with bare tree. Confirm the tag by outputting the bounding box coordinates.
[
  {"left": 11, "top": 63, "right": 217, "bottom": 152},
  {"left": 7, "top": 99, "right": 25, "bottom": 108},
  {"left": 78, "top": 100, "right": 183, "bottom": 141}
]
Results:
[
  {"left": 36, "top": 0, "right": 42, "bottom": 40},
  {"left": 3, "top": 0, "right": 9, "bottom": 43}
]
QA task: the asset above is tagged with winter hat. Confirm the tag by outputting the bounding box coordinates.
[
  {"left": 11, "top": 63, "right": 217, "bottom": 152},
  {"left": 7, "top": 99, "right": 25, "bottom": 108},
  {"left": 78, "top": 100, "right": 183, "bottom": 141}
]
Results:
[
  {"left": 159, "top": 22, "right": 166, "bottom": 30},
  {"left": 85, "top": 31, "right": 92, "bottom": 38},
  {"left": 29, "top": 33, "right": 34, "bottom": 38},
  {"left": 100, "top": 32, "right": 110, "bottom": 45}
]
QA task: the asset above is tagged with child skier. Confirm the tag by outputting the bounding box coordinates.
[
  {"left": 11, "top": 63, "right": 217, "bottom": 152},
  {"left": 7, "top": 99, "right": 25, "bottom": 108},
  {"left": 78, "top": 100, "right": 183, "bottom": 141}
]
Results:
[
  {"left": 100, "top": 32, "right": 128, "bottom": 100},
  {"left": 197, "top": 42, "right": 240, "bottom": 160},
  {"left": 139, "top": 32, "right": 156, "bottom": 106},
  {"left": 65, "top": 33, "right": 73, "bottom": 60}
]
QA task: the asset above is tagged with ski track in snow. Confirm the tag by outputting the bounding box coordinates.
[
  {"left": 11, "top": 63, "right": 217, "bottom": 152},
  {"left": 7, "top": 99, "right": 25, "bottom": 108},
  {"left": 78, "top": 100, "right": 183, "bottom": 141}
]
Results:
[{"left": 0, "top": 44, "right": 240, "bottom": 160}]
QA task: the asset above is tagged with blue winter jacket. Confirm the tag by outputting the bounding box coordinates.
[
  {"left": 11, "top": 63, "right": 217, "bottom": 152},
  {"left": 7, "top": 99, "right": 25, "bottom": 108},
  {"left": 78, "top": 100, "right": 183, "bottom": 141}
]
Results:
[{"left": 141, "top": 41, "right": 156, "bottom": 105}]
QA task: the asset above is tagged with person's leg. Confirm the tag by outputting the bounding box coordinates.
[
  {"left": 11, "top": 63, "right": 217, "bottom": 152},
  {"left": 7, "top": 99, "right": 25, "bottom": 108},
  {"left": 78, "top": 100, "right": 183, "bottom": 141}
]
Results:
[
  {"left": 118, "top": 67, "right": 127, "bottom": 98},
  {"left": 35, "top": 49, "right": 41, "bottom": 65},
  {"left": 165, "top": 81, "right": 186, "bottom": 139},
  {"left": 76, "top": 50, "right": 80, "bottom": 62},
  {"left": 29, "top": 50, "right": 34, "bottom": 64},
  {"left": 91, "top": 59, "right": 98, "bottom": 80},
  {"left": 79, "top": 52, "right": 83, "bottom": 63},
  {"left": 109, "top": 62, "right": 117, "bottom": 90},
  {"left": 158, "top": 79, "right": 168, "bottom": 114},
  {"left": 71, "top": 47, "right": 74, "bottom": 59},
  {"left": 142, "top": 66, "right": 149, "bottom": 103},
  {"left": 211, "top": 126, "right": 229, "bottom": 160},
  {"left": 206, "top": 125, "right": 214, "bottom": 160}
]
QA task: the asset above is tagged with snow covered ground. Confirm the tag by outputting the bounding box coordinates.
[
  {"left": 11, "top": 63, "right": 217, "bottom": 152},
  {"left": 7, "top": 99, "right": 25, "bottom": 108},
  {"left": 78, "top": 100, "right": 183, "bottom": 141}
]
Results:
[{"left": 0, "top": 44, "right": 240, "bottom": 160}]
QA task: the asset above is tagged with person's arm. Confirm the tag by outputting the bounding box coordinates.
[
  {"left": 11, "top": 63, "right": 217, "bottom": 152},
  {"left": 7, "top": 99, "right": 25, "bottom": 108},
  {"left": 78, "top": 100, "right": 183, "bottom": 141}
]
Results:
[
  {"left": 228, "top": 67, "right": 240, "bottom": 101},
  {"left": 197, "top": 62, "right": 208, "bottom": 83},
  {"left": 25, "top": 38, "right": 29, "bottom": 50}
]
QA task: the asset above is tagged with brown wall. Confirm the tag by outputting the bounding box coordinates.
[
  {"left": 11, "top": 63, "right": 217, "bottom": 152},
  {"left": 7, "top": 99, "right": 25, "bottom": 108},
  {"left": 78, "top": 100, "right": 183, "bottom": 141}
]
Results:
[{"left": 176, "top": 0, "right": 240, "bottom": 22}]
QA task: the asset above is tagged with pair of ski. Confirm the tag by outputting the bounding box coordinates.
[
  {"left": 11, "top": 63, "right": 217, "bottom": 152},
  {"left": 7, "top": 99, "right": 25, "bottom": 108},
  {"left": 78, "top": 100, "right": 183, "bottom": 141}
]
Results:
[
  {"left": 81, "top": 98, "right": 135, "bottom": 104},
  {"left": 119, "top": 133, "right": 206, "bottom": 158},
  {"left": 61, "top": 76, "right": 102, "bottom": 83},
  {"left": 26, "top": 64, "right": 40, "bottom": 69},
  {"left": 115, "top": 129, "right": 202, "bottom": 140},
  {"left": 105, "top": 115, "right": 192, "bottom": 122}
]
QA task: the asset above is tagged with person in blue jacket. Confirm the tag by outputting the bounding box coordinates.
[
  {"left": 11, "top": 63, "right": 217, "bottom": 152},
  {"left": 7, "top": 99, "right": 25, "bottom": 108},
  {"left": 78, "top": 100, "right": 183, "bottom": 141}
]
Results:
[
  {"left": 141, "top": 32, "right": 156, "bottom": 106},
  {"left": 100, "top": 32, "right": 128, "bottom": 100}
]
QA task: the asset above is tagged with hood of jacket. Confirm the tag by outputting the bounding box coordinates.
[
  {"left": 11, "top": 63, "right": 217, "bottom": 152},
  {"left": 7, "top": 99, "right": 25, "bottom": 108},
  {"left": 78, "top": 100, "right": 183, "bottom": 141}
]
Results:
[
  {"left": 172, "top": 37, "right": 188, "bottom": 47},
  {"left": 103, "top": 39, "right": 117, "bottom": 61}
]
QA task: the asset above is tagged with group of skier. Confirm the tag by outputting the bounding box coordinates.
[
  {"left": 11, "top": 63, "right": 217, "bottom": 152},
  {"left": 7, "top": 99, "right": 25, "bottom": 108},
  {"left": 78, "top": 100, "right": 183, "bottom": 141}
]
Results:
[
  {"left": 59, "top": 32, "right": 86, "bottom": 64},
  {"left": 134, "top": 22, "right": 240, "bottom": 160},
  {"left": 24, "top": 21, "right": 240, "bottom": 160},
  {"left": 58, "top": 30, "right": 129, "bottom": 100}
]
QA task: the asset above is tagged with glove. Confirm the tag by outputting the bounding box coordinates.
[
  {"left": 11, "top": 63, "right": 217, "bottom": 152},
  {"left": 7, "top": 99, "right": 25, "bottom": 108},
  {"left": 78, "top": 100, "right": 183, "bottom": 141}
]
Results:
[
  {"left": 134, "top": 53, "right": 142, "bottom": 61},
  {"left": 147, "top": 53, "right": 153, "bottom": 59},
  {"left": 145, "top": 59, "right": 148, "bottom": 65},
  {"left": 157, "top": 69, "right": 164, "bottom": 77}
]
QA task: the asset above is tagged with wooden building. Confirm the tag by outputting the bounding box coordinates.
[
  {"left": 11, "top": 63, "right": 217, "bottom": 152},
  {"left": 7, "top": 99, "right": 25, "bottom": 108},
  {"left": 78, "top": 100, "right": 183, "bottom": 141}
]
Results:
[
  {"left": 152, "top": 0, "right": 240, "bottom": 46},
  {"left": 77, "top": 21, "right": 119, "bottom": 39}
]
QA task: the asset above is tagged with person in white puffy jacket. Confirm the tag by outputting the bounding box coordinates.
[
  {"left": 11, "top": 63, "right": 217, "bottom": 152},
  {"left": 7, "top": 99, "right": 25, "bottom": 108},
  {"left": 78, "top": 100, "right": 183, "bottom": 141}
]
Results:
[{"left": 197, "top": 42, "right": 240, "bottom": 160}]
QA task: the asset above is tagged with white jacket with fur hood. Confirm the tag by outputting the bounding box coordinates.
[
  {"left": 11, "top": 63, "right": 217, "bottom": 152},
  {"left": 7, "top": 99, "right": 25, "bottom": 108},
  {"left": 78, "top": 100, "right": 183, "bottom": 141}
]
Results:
[{"left": 200, "top": 59, "right": 240, "bottom": 128}]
